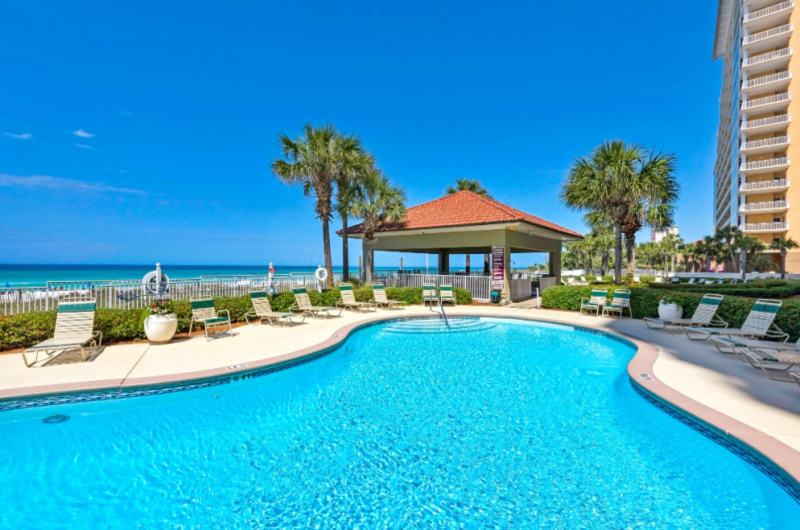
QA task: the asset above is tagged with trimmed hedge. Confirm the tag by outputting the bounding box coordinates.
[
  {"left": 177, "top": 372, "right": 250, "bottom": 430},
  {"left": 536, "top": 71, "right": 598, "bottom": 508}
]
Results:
[
  {"left": 541, "top": 285, "right": 800, "bottom": 341},
  {"left": 651, "top": 279, "right": 800, "bottom": 299},
  {"left": 0, "top": 286, "right": 472, "bottom": 351}
]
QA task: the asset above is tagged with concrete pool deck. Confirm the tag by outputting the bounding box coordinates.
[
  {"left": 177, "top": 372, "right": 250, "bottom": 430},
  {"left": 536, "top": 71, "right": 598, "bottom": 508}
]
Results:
[{"left": 2, "top": 304, "right": 800, "bottom": 483}]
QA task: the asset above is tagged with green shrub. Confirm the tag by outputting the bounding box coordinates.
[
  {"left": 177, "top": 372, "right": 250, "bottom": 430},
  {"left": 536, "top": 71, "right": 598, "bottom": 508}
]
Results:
[
  {"left": 541, "top": 285, "right": 800, "bottom": 341},
  {"left": 650, "top": 280, "right": 800, "bottom": 299},
  {"left": 0, "top": 286, "right": 473, "bottom": 351}
]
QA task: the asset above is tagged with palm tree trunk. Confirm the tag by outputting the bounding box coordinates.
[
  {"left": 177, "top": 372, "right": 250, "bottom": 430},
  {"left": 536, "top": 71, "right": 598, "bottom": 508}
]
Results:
[
  {"left": 781, "top": 250, "right": 787, "bottom": 279},
  {"left": 365, "top": 246, "right": 374, "bottom": 284},
  {"left": 613, "top": 224, "right": 623, "bottom": 285},
  {"left": 322, "top": 217, "right": 334, "bottom": 289},
  {"left": 625, "top": 234, "right": 635, "bottom": 286},
  {"left": 601, "top": 251, "right": 608, "bottom": 276},
  {"left": 342, "top": 216, "right": 349, "bottom": 281},
  {"left": 705, "top": 253, "right": 711, "bottom": 272},
  {"left": 730, "top": 247, "right": 738, "bottom": 273}
]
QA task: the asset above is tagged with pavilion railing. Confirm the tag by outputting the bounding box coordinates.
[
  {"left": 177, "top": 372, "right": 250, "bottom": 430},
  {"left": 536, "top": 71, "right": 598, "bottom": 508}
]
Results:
[{"left": 374, "top": 273, "right": 493, "bottom": 303}]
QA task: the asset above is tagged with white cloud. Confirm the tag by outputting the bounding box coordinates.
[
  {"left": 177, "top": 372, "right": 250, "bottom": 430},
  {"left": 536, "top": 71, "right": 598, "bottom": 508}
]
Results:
[
  {"left": 73, "top": 129, "right": 94, "bottom": 138},
  {"left": 75, "top": 144, "right": 95, "bottom": 149},
  {"left": 0, "top": 173, "right": 146, "bottom": 196},
  {"left": 5, "top": 132, "right": 32, "bottom": 139},
  {"left": 119, "top": 110, "right": 132, "bottom": 117}
]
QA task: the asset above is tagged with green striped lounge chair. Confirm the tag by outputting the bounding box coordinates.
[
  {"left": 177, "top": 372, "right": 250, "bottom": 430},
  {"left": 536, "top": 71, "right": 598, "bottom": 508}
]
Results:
[
  {"left": 371, "top": 283, "right": 406, "bottom": 309},
  {"left": 245, "top": 291, "right": 304, "bottom": 326},
  {"left": 290, "top": 287, "right": 342, "bottom": 318},
  {"left": 685, "top": 299, "right": 787, "bottom": 345},
  {"left": 439, "top": 285, "right": 457, "bottom": 306},
  {"left": 580, "top": 289, "right": 607, "bottom": 316},
  {"left": 336, "top": 283, "right": 377, "bottom": 312},
  {"left": 643, "top": 294, "right": 726, "bottom": 331},
  {"left": 22, "top": 298, "right": 102, "bottom": 367},
  {"left": 422, "top": 283, "right": 438, "bottom": 308},
  {"left": 602, "top": 289, "right": 631, "bottom": 318},
  {"left": 189, "top": 297, "right": 232, "bottom": 340}
]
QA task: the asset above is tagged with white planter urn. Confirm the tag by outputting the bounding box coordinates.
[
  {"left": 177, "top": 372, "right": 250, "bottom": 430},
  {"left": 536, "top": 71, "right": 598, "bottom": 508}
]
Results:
[
  {"left": 657, "top": 302, "right": 683, "bottom": 321},
  {"left": 144, "top": 313, "right": 178, "bottom": 344}
]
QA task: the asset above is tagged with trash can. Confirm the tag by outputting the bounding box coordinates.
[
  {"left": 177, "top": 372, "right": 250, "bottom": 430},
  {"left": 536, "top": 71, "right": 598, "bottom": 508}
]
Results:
[{"left": 490, "top": 290, "right": 502, "bottom": 304}]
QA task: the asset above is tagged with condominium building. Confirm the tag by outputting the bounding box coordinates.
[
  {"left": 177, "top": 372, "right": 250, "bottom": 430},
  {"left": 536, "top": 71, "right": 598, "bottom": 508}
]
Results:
[
  {"left": 651, "top": 227, "right": 679, "bottom": 244},
  {"left": 713, "top": 0, "right": 798, "bottom": 271}
]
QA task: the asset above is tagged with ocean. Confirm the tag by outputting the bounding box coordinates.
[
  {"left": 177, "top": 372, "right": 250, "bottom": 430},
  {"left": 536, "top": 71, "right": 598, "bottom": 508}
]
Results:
[{"left": 0, "top": 264, "right": 444, "bottom": 287}]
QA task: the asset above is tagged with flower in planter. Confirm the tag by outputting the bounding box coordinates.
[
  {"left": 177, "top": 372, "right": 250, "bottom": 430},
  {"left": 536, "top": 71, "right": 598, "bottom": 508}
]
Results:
[{"left": 146, "top": 300, "right": 173, "bottom": 316}]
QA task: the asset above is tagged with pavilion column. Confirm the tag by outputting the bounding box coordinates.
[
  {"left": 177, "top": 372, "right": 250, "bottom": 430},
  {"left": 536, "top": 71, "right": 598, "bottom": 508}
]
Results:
[
  {"left": 484, "top": 253, "right": 490, "bottom": 274},
  {"left": 549, "top": 251, "right": 561, "bottom": 285},
  {"left": 502, "top": 245, "right": 512, "bottom": 302},
  {"left": 438, "top": 250, "right": 449, "bottom": 275}
]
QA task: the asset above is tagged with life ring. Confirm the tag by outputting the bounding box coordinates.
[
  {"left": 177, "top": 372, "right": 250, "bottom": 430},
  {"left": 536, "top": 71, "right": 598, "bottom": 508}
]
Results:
[
  {"left": 142, "top": 270, "right": 170, "bottom": 295},
  {"left": 314, "top": 266, "right": 328, "bottom": 282}
]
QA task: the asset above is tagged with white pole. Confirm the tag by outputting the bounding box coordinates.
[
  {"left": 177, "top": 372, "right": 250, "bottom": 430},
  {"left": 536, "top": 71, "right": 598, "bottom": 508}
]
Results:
[{"left": 426, "top": 254, "right": 429, "bottom": 275}]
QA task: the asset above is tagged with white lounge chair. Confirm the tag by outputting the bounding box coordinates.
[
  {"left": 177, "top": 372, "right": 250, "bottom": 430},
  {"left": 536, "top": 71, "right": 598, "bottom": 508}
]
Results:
[
  {"left": 422, "top": 283, "right": 439, "bottom": 307},
  {"left": 579, "top": 276, "right": 589, "bottom": 285},
  {"left": 644, "top": 294, "right": 727, "bottom": 330},
  {"left": 371, "top": 283, "right": 406, "bottom": 309},
  {"left": 740, "top": 350, "right": 800, "bottom": 382},
  {"left": 190, "top": 297, "right": 232, "bottom": 340},
  {"left": 687, "top": 277, "right": 696, "bottom": 285},
  {"left": 290, "top": 287, "right": 342, "bottom": 318},
  {"left": 580, "top": 289, "right": 607, "bottom": 316},
  {"left": 710, "top": 336, "right": 799, "bottom": 356},
  {"left": 791, "top": 372, "right": 800, "bottom": 388},
  {"left": 602, "top": 289, "right": 631, "bottom": 318},
  {"left": 336, "top": 283, "right": 377, "bottom": 312},
  {"left": 439, "top": 285, "right": 457, "bottom": 306},
  {"left": 22, "top": 298, "right": 102, "bottom": 367},
  {"left": 245, "top": 291, "right": 304, "bottom": 326},
  {"left": 685, "top": 299, "right": 787, "bottom": 345},
  {"left": 633, "top": 275, "right": 640, "bottom": 283}
]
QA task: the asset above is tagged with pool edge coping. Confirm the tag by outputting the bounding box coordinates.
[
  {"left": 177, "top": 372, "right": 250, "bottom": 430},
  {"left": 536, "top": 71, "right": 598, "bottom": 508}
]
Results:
[{"left": 2, "top": 310, "right": 800, "bottom": 491}]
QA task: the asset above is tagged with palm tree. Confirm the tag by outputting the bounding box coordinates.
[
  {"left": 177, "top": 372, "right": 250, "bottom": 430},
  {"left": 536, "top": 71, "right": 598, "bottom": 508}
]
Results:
[
  {"left": 695, "top": 236, "right": 717, "bottom": 272},
  {"left": 659, "top": 233, "right": 683, "bottom": 275},
  {"left": 445, "top": 178, "right": 493, "bottom": 273},
  {"left": 769, "top": 237, "right": 798, "bottom": 279},
  {"left": 335, "top": 149, "right": 371, "bottom": 281},
  {"left": 352, "top": 168, "right": 407, "bottom": 283},
  {"left": 737, "top": 235, "right": 766, "bottom": 280},
  {"left": 562, "top": 140, "right": 679, "bottom": 285},
  {"left": 273, "top": 124, "right": 363, "bottom": 289},
  {"left": 445, "top": 178, "right": 493, "bottom": 198},
  {"left": 714, "top": 224, "right": 742, "bottom": 272},
  {"left": 681, "top": 242, "right": 697, "bottom": 271}
]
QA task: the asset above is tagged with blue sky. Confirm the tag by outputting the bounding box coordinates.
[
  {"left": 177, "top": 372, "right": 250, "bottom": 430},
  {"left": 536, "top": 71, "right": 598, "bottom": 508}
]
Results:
[{"left": 0, "top": 0, "right": 721, "bottom": 267}]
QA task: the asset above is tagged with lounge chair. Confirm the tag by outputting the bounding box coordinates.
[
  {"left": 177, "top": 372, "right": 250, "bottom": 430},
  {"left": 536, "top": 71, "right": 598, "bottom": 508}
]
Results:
[
  {"left": 565, "top": 277, "right": 576, "bottom": 286},
  {"left": 633, "top": 275, "right": 640, "bottom": 283},
  {"left": 710, "top": 335, "right": 799, "bottom": 355},
  {"left": 245, "top": 291, "right": 304, "bottom": 326},
  {"left": 371, "top": 283, "right": 406, "bottom": 309},
  {"left": 580, "top": 289, "right": 607, "bottom": 316},
  {"left": 336, "top": 283, "right": 377, "bottom": 312},
  {"left": 644, "top": 294, "right": 727, "bottom": 331},
  {"left": 687, "top": 277, "right": 696, "bottom": 285},
  {"left": 686, "top": 299, "right": 787, "bottom": 345},
  {"left": 579, "top": 276, "right": 589, "bottom": 285},
  {"left": 602, "top": 289, "right": 631, "bottom": 318},
  {"left": 439, "top": 285, "right": 457, "bottom": 306},
  {"left": 22, "top": 298, "right": 102, "bottom": 367},
  {"left": 791, "top": 372, "right": 800, "bottom": 388},
  {"left": 190, "top": 297, "right": 232, "bottom": 340},
  {"left": 422, "top": 283, "right": 439, "bottom": 307},
  {"left": 290, "top": 287, "right": 342, "bottom": 318},
  {"left": 740, "top": 350, "right": 800, "bottom": 382}
]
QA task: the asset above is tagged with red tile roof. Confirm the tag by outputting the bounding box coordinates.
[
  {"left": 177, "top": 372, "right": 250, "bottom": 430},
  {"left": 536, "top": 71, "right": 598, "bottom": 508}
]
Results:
[{"left": 343, "top": 190, "right": 583, "bottom": 238}]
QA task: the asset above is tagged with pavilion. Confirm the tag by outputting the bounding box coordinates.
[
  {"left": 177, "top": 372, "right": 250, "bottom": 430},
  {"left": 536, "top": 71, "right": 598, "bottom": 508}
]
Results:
[{"left": 341, "top": 191, "right": 583, "bottom": 299}]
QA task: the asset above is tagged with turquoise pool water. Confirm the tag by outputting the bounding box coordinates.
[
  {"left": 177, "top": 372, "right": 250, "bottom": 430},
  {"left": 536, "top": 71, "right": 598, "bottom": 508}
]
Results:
[{"left": 0, "top": 317, "right": 798, "bottom": 528}]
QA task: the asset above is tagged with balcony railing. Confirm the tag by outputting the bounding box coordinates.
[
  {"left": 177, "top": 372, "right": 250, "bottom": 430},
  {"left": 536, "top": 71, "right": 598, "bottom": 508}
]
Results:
[
  {"left": 741, "top": 114, "right": 790, "bottom": 130},
  {"left": 742, "top": 92, "right": 791, "bottom": 109},
  {"left": 740, "top": 222, "right": 789, "bottom": 232},
  {"left": 743, "top": 47, "right": 792, "bottom": 67},
  {"left": 739, "top": 200, "right": 789, "bottom": 212},
  {"left": 743, "top": 23, "right": 793, "bottom": 44},
  {"left": 742, "top": 70, "right": 792, "bottom": 88},
  {"left": 744, "top": 1, "right": 794, "bottom": 22},
  {"left": 741, "top": 135, "right": 790, "bottom": 150},
  {"left": 740, "top": 157, "right": 790, "bottom": 170},
  {"left": 739, "top": 178, "right": 789, "bottom": 191}
]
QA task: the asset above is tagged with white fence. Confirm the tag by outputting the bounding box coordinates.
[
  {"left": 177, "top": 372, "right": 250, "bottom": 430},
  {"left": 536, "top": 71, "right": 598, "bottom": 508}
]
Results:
[
  {"left": 0, "top": 272, "right": 346, "bottom": 316},
  {"left": 375, "top": 273, "right": 493, "bottom": 302}
]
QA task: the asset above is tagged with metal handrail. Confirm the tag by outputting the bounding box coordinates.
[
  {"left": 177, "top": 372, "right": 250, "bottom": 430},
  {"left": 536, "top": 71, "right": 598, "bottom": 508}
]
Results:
[{"left": 433, "top": 289, "right": 450, "bottom": 328}]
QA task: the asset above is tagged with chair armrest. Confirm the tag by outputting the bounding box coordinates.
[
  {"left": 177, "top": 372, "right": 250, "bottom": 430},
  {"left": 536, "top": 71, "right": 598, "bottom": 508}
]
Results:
[
  {"left": 581, "top": 297, "right": 589, "bottom": 304},
  {"left": 93, "top": 330, "right": 103, "bottom": 348},
  {"left": 217, "top": 309, "right": 231, "bottom": 320}
]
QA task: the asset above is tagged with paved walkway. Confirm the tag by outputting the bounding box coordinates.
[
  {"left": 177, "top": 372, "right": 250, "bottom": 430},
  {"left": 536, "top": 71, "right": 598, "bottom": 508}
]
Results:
[{"left": 2, "top": 305, "right": 800, "bottom": 454}]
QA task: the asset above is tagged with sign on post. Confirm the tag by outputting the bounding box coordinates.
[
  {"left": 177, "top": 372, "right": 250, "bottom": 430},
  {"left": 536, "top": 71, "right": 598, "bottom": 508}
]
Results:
[{"left": 491, "top": 246, "right": 505, "bottom": 290}]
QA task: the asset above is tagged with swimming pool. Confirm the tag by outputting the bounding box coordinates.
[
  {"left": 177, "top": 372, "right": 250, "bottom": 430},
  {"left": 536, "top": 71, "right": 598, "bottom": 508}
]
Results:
[{"left": 0, "top": 317, "right": 798, "bottom": 528}]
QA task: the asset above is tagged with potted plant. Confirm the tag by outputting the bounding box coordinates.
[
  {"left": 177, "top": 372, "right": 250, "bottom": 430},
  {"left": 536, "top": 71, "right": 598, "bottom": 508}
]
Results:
[
  {"left": 657, "top": 295, "right": 684, "bottom": 321},
  {"left": 143, "top": 300, "right": 178, "bottom": 344}
]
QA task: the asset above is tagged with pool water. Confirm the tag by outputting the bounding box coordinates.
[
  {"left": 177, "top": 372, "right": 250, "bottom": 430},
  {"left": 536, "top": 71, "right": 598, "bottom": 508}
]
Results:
[{"left": 0, "top": 317, "right": 798, "bottom": 528}]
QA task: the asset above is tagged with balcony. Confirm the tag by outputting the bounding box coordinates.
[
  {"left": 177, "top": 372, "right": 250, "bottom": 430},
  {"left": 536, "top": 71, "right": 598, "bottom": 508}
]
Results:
[
  {"left": 744, "top": 1, "right": 794, "bottom": 32},
  {"left": 741, "top": 135, "right": 791, "bottom": 154},
  {"left": 742, "top": 70, "right": 792, "bottom": 94},
  {"left": 740, "top": 156, "right": 790, "bottom": 174},
  {"left": 743, "top": 23, "right": 793, "bottom": 52},
  {"left": 739, "top": 200, "right": 790, "bottom": 213},
  {"left": 741, "top": 113, "right": 791, "bottom": 133},
  {"left": 741, "top": 92, "right": 791, "bottom": 113},
  {"left": 740, "top": 222, "right": 790, "bottom": 232},
  {"left": 743, "top": 47, "right": 793, "bottom": 75},
  {"left": 739, "top": 178, "right": 790, "bottom": 194}
]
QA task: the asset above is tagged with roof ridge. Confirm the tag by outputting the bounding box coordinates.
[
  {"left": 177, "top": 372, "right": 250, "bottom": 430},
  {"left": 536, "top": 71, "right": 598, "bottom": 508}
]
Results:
[{"left": 467, "top": 191, "right": 522, "bottom": 218}]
